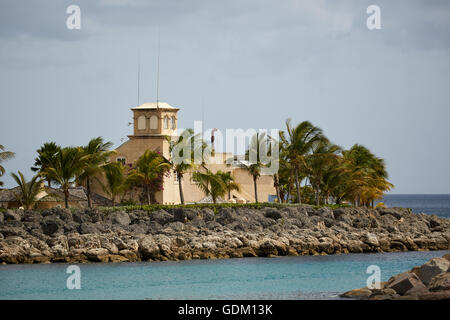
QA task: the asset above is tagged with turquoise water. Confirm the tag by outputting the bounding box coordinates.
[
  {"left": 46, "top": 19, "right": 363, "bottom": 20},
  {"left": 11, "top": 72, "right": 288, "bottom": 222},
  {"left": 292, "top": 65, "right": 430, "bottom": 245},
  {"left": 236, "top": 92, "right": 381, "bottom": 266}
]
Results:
[{"left": 0, "top": 250, "right": 448, "bottom": 300}]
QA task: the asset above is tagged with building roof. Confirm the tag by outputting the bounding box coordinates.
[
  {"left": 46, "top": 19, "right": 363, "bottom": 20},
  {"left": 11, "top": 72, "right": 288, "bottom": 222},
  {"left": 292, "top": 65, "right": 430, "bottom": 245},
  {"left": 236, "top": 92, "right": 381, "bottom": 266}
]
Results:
[
  {"left": 131, "top": 102, "right": 179, "bottom": 111},
  {"left": 0, "top": 186, "right": 85, "bottom": 203},
  {"left": 0, "top": 186, "right": 112, "bottom": 206}
]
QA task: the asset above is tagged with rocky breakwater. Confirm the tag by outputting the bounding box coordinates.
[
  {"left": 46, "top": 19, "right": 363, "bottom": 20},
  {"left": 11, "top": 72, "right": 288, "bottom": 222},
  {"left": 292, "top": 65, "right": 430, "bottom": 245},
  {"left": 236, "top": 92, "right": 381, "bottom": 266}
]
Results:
[
  {"left": 0, "top": 205, "right": 449, "bottom": 264},
  {"left": 341, "top": 253, "right": 450, "bottom": 300}
]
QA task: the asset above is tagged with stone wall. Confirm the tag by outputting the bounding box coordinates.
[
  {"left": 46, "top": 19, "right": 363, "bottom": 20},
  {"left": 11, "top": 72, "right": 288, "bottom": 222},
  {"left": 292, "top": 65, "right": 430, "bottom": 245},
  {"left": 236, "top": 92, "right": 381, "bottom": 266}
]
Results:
[{"left": 0, "top": 205, "right": 449, "bottom": 264}]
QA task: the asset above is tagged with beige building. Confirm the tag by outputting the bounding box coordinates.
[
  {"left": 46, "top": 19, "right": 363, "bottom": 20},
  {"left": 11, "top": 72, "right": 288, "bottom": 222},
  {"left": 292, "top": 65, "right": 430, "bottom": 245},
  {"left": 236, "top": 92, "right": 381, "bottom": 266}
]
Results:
[{"left": 94, "top": 102, "right": 276, "bottom": 204}]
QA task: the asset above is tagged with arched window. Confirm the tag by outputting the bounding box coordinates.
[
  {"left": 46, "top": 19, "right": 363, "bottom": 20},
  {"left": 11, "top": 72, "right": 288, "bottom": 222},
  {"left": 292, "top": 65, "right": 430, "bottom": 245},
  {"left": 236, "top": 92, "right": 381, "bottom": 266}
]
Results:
[
  {"left": 171, "top": 116, "right": 176, "bottom": 129},
  {"left": 163, "top": 116, "right": 169, "bottom": 129},
  {"left": 137, "top": 116, "right": 146, "bottom": 130},
  {"left": 150, "top": 115, "right": 158, "bottom": 130}
]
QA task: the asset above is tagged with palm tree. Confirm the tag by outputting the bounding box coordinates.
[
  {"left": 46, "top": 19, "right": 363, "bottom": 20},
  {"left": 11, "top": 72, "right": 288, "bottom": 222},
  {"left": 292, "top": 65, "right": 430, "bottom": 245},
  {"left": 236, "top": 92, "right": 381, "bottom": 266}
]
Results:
[
  {"left": 0, "top": 145, "right": 15, "bottom": 187},
  {"left": 166, "top": 129, "right": 209, "bottom": 204},
  {"left": 280, "top": 119, "right": 327, "bottom": 203},
  {"left": 216, "top": 171, "right": 240, "bottom": 200},
  {"left": 42, "top": 147, "right": 83, "bottom": 208},
  {"left": 306, "top": 140, "right": 342, "bottom": 205},
  {"left": 243, "top": 132, "right": 270, "bottom": 203},
  {"left": 101, "top": 162, "right": 127, "bottom": 207},
  {"left": 10, "top": 171, "right": 43, "bottom": 209},
  {"left": 77, "top": 137, "right": 115, "bottom": 208},
  {"left": 127, "top": 150, "right": 171, "bottom": 205},
  {"left": 192, "top": 171, "right": 228, "bottom": 203},
  {"left": 31, "top": 142, "right": 61, "bottom": 187},
  {"left": 341, "top": 144, "right": 392, "bottom": 207}
]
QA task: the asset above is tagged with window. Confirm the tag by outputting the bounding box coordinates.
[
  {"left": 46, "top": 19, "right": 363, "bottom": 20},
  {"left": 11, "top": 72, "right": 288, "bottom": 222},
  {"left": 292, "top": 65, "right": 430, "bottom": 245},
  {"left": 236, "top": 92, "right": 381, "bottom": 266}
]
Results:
[
  {"left": 150, "top": 115, "right": 158, "bottom": 129},
  {"left": 164, "top": 116, "right": 169, "bottom": 129},
  {"left": 137, "top": 116, "right": 146, "bottom": 130},
  {"left": 174, "top": 171, "right": 179, "bottom": 183},
  {"left": 171, "top": 116, "right": 176, "bottom": 129},
  {"left": 117, "top": 157, "right": 126, "bottom": 166}
]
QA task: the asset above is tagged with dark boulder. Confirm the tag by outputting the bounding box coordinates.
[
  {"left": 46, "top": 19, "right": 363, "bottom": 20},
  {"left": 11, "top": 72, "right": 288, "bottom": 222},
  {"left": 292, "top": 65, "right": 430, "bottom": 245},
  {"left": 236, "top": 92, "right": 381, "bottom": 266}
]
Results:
[
  {"left": 41, "top": 217, "right": 64, "bottom": 235},
  {"left": 4, "top": 210, "right": 22, "bottom": 222},
  {"left": 150, "top": 210, "right": 173, "bottom": 225},
  {"left": 111, "top": 211, "right": 131, "bottom": 226},
  {"left": 216, "top": 208, "right": 238, "bottom": 225},
  {"left": 263, "top": 208, "right": 283, "bottom": 220},
  {"left": 79, "top": 222, "right": 100, "bottom": 234},
  {"left": 173, "top": 208, "right": 199, "bottom": 222}
]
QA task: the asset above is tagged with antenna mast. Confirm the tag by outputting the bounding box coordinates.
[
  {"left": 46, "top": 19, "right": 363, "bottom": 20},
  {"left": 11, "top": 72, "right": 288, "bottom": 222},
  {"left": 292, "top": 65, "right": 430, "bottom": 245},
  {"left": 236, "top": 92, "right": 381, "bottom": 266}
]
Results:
[
  {"left": 137, "top": 50, "right": 141, "bottom": 106},
  {"left": 156, "top": 29, "right": 160, "bottom": 109}
]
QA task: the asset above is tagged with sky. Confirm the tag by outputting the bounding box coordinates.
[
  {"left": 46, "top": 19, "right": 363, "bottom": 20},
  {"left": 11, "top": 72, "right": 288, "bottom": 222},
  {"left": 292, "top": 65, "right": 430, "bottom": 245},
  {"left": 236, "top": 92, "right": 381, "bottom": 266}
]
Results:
[{"left": 0, "top": 0, "right": 450, "bottom": 193}]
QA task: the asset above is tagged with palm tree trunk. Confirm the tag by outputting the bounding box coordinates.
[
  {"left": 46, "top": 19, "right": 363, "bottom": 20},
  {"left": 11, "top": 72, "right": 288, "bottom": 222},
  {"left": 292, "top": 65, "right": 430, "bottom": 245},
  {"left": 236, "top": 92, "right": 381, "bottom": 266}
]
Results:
[
  {"left": 253, "top": 175, "right": 258, "bottom": 203},
  {"left": 315, "top": 185, "right": 320, "bottom": 206},
  {"left": 64, "top": 188, "right": 69, "bottom": 209},
  {"left": 178, "top": 172, "right": 185, "bottom": 204},
  {"left": 146, "top": 185, "right": 151, "bottom": 205},
  {"left": 274, "top": 174, "right": 281, "bottom": 203},
  {"left": 86, "top": 177, "right": 92, "bottom": 208},
  {"left": 287, "top": 183, "right": 291, "bottom": 203},
  {"left": 294, "top": 168, "right": 301, "bottom": 204}
]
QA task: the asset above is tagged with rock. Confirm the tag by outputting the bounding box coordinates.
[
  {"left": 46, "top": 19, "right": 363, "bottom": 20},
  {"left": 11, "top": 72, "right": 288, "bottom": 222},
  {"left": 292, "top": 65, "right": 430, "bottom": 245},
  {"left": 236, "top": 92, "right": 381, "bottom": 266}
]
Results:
[
  {"left": 0, "top": 212, "right": 3, "bottom": 224},
  {"left": 201, "top": 208, "right": 215, "bottom": 222},
  {"left": 41, "top": 217, "right": 64, "bottom": 235},
  {"left": 173, "top": 208, "right": 198, "bottom": 222},
  {"left": 428, "top": 272, "right": 450, "bottom": 292},
  {"left": 119, "top": 249, "right": 138, "bottom": 262},
  {"left": 4, "top": 210, "right": 22, "bottom": 222},
  {"left": 416, "top": 257, "right": 450, "bottom": 286},
  {"left": 258, "top": 241, "right": 278, "bottom": 256},
  {"left": 86, "top": 248, "right": 109, "bottom": 262},
  {"left": 239, "top": 247, "right": 257, "bottom": 257},
  {"left": 111, "top": 211, "right": 131, "bottom": 226},
  {"left": 138, "top": 236, "right": 160, "bottom": 260},
  {"left": 340, "top": 288, "right": 373, "bottom": 299},
  {"left": 263, "top": 208, "right": 283, "bottom": 220},
  {"left": 387, "top": 272, "right": 427, "bottom": 295},
  {"left": 377, "top": 208, "right": 403, "bottom": 219},
  {"left": 150, "top": 210, "right": 173, "bottom": 225},
  {"left": 216, "top": 208, "right": 238, "bottom": 225},
  {"left": 362, "top": 232, "right": 379, "bottom": 247},
  {"left": 79, "top": 223, "right": 100, "bottom": 234},
  {"left": 108, "top": 255, "right": 129, "bottom": 263},
  {"left": 418, "top": 290, "right": 450, "bottom": 300}
]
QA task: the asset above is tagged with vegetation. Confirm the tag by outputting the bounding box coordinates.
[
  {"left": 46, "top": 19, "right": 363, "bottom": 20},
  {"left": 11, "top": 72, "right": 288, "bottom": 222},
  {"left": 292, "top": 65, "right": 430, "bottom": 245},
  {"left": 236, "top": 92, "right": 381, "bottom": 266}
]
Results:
[
  {"left": 166, "top": 129, "right": 209, "bottom": 205},
  {"left": 10, "top": 171, "right": 42, "bottom": 209},
  {"left": 77, "top": 137, "right": 115, "bottom": 208},
  {"left": 192, "top": 170, "right": 229, "bottom": 203},
  {"left": 275, "top": 121, "right": 393, "bottom": 207},
  {"left": 216, "top": 171, "right": 240, "bottom": 200},
  {"left": 3, "top": 116, "right": 393, "bottom": 209},
  {"left": 41, "top": 147, "right": 84, "bottom": 208},
  {"left": 31, "top": 142, "right": 61, "bottom": 188},
  {"left": 126, "top": 150, "right": 171, "bottom": 205},
  {"left": 0, "top": 145, "right": 15, "bottom": 187},
  {"left": 242, "top": 132, "right": 267, "bottom": 203},
  {"left": 100, "top": 162, "right": 127, "bottom": 207}
]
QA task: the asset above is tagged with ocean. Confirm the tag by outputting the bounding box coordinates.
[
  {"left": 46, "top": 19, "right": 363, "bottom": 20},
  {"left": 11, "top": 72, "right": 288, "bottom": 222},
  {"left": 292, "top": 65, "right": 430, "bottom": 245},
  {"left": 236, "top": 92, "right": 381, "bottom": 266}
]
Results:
[
  {"left": 0, "top": 250, "right": 448, "bottom": 300},
  {"left": 0, "top": 194, "right": 449, "bottom": 300},
  {"left": 379, "top": 194, "right": 450, "bottom": 218}
]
